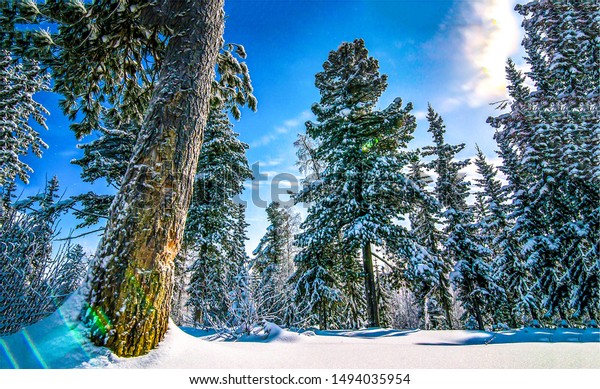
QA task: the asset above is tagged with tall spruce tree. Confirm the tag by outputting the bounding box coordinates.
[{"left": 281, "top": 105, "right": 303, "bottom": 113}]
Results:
[
  {"left": 292, "top": 134, "right": 346, "bottom": 329},
  {"left": 489, "top": 61, "right": 539, "bottom": 325},
  {"left": 252, "top": 201, "right": 298, "bottom": 325},
  {"left": 185, "top": 108, "right": 252, "bottom": 328},
  {"left": 472, "top": 146, "right": 514, "bottom": 325},
  {"left": 488, "top": 0, "right": 599, "bottom": 324},
  {"left": 225, "top": 203, "right": 257, "bottom": 334},
  {"left": 421, "top": 105, "right": 470, "bottom": 329},
  {"left": 405, "top": 156, "right": 446, "bottom": 329},
  {"left": 292, "top": 227, "right": 343, "bottom": 329},
  {"left": 1, "top": 0, "right": 256, "bottom": 355},
  {"left": 295, "top": 39, "right": 426, "bottom": 327},
  {"left": 0, "top": 50, "right": 49, "bottom": 186}
]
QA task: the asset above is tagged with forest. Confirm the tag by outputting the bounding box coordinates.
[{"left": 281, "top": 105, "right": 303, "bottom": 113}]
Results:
[{"left": 0, "top": 0, "right": 598, "bottom": 360}]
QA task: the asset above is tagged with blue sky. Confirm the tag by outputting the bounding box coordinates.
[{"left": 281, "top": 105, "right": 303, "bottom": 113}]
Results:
[{"left": 18, "top": 0, "right": 525, "bottom": 254}]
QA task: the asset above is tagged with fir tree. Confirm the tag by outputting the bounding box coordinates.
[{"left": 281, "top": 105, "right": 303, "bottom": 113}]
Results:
[
  {"left": 225, "top": 203, "right": 257, "bottom": 334},
  {"left": 0, "top": 50, "right": 49, "bottom": 186},
  {"left": 335, "top": 248, "right": 367, "bottom": 329},
  {"left": 448, "top": 209, "right": 499, "bottom": 330},
  {"left": 421, "top": 105, "right": 470, "bottom": 329},
  {"left": 471, "top": 146, "right": 515, "bottom": 325},
  {"left": 489, "top": 61, "right": 539, "bottom": 325},
  {"left": 405, "top": 156, "right": 445, "bottom": 329},
  {"left": 489, "top": 0, "right": 599, "bottom": 324},
  {"left": 291, "top": 230, "right": 342, "bottom": 329},
  {"left": 252, "top": 201, "right": 298, "bottom": 325},
  {"left": 185, "top": 108, "right": 252, "bottom": 328},
  {"left": 295, "top": 39, "right": 426, "bottom": 327},
  {"left": 70, "top": 118, "right": 137, "bottom": 228}
]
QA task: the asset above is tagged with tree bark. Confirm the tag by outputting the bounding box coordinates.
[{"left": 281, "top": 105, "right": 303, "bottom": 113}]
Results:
[
  {"left": 473, "top": 300, "right": 484, "bottom": 331},
  {"left": 82, "top": 0, "right": 225, "bottom": 357},
  {"left": 362, "top": 242, "right": 380, "bottom": 327},
  {"left": 423, "top": 295, "right": 430, "bottom": 330}
]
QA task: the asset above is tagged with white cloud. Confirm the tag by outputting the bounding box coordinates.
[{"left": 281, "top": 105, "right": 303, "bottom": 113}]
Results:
[
  {"left": 452, "top": 0, "right": 523, "bottom": 109},
  {"left": 259, "top": 158, "right": 284, "bottom": 167},
  {"left": 413, "top": 110, "right": 427, "bottom": 120},
  {"left": 250, "top": 110, "right": 313, "bottom": 148}
]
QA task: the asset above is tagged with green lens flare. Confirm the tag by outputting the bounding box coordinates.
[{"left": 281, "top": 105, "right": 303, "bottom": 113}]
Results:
[{"left": 361, "top": 138, "right": 379, "bottom": 152}]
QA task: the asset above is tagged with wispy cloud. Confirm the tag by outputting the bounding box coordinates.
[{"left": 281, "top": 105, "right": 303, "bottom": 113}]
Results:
[
  {"left": 413, "top": 110, "right": 427, "bottom": 120},
  {"left": 460, "top": 0, "right": 521, "bottom": 106},
  {"left": 250, "top": 110, "right": 313, "bottom": 148},
  {"left": 440, "top": 0, "right": 523, "bottom": 110}
]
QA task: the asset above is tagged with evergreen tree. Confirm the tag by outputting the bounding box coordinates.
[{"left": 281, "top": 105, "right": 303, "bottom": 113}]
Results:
[
  {"left": 225, "top": 203, "right": 257, "bottom": 334},
  {"left": 471, "top": 146, "right": 515, "bottom": 325},
  {"left": 421, "top": 105, "right": 470, "bottom": 329},
  {"left": 489, "top": 0, "right": 599, "bottom": 325},
  {"left": 292, "top": 133, "right": 345, "bottom": 329},
  {"left": 295, "top": 39, "right": 426, "bottom": 327},
  {"left": 489, "top": 61, "right": 539, "bottom": 325},
  {"left": 335, "top": 248, "right": 367, "bottom": 329},
  {"left": 0, "top": 50, "right": 49, "bottom": 186},
  {"left": 292, "top": 229, "right": 342, "bottom": 329},
  {"left": 448, "top": 208, "right": 499, "bottom": 330},
  {"left": 185, "top": 108, "right": 252, "bottom": 328},
  {"left": 405, "top": 156, "right": 445, "bottom": 329},
  {"left": 70, "top": 119, "right": 137, "bottom": 228},
  {"left": 252, "top": 201, "right": 298, "bottom": 325}
]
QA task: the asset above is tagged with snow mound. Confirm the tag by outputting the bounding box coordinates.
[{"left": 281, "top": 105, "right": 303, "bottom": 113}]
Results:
[
  {"left": 261, "top": 322, "right": 302, "bottom": 343},
  {"left": 237, "top": 322, "right": 303, "bottom": 343}
]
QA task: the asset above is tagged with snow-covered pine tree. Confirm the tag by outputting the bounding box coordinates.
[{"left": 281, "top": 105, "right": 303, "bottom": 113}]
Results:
[
  {"left": 225, "top": 203, "right": 257, "bottom": 334},
  {"left": 405, "top": 156, "right": 446, "bottom": 329},
  {"left": 489, "top": 61, "right": 539, "bottom": 326},
  {"left": 335, "top": 247, "right": 367, "bottom": 329},
  {"left": 448, "top": 207, "right": 499, "bottom": 330},
  {"left": 70, "top": 118, "right": 137, "bottom": 228},
  {"left": 251, "top": 201, "right": 298, "bottom": 325},
  {"left": 185, "top": 107, "right": 252, "bottom": 329},
  {"left": 471, "top": 146, "right": 515, "bottom": 325},
  {"left": 292, "top": 225, "right": 343, "bottom": 329},
  {"left": 292, "top": 134, "right": 345, "bottom": 329},
  {"left": 488, "top": 0, "right": 599, "bottom": 325},
  {"left": 69, "top": 37, "right": 256, "bottom": 230},
  {"left": 421, "top": 105, "right": 470, "bottom": 329},
  {"left": 1, "top": 0, "right": 258, "bottom": 355},
  {"left": 0, "top": 50, "right": 49, "bottom": 186},
  {"left": 295, "top": 39, "right": 426, "bottom": 328}
]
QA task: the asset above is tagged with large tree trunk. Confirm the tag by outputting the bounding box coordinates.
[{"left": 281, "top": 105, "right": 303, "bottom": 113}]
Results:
[
  {"left": 362, "top": 242, "right": 380, "bottom": 327},
  {"left": 82, "top": 0, "right": 225, "bottom": 357}
]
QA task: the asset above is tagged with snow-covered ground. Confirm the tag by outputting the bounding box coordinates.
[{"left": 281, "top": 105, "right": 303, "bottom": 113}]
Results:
[{"left": 1, "top": 292, "right": 598, "bottom": 369}]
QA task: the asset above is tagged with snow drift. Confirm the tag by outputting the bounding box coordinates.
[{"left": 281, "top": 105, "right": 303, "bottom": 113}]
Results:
[{"left": 1, "top": 292, "right": 598, "bottom": 369}]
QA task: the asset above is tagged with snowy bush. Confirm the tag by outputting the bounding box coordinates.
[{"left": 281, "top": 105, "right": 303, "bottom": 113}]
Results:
[
  {"left": 0, "top": 178, "right": 87, "bottom": 336},
  {"left": 0, "top": 209, "right": 87, "bottom": 335},
  {"left": 389, "top": 289, "right": 420, "bottom": 329}
]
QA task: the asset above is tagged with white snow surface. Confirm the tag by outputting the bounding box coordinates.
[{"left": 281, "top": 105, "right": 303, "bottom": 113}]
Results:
[{"left": 1, "top": 292, "right": 599, "bottom": 369}]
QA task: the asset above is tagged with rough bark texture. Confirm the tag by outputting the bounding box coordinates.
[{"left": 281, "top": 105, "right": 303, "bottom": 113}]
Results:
[
  {"left": 82, "top": 0, "right": 225, "bottom": 357},
  {"left": 362, "top": 242, "right": 380, "bottom": 327}
]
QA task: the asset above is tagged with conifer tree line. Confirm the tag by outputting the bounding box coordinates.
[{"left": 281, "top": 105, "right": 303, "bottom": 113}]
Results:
[{"left": 0, "top": 0, "right": 597, "bottom": 351}]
